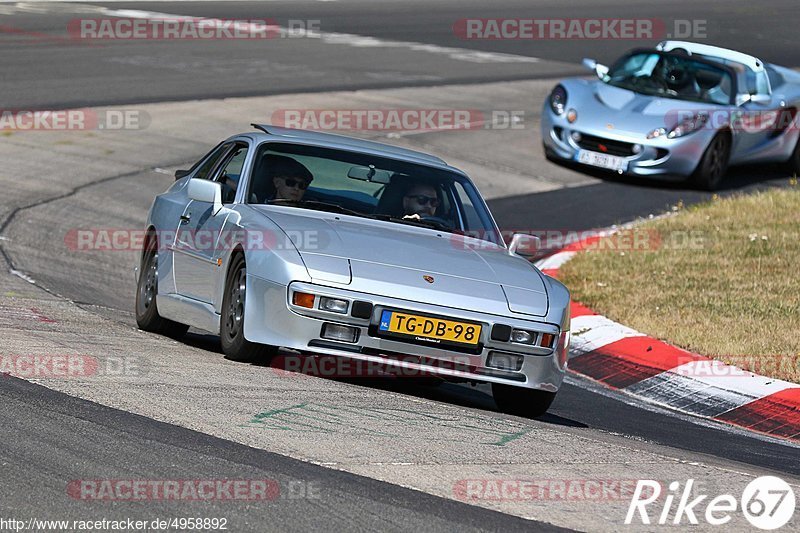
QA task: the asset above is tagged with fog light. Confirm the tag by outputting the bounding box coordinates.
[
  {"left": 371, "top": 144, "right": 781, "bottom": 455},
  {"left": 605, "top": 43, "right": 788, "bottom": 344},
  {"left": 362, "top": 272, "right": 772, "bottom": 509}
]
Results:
[
  {"left": 510, "top": 329, "right": 535, "bottom": 345},
  {"left": 319, "top": 296, "right": 348, "bottom": 314},
  {"left": 292, "top": 291, "right": 315, "bottom": 309},
  {"left": 570, "top": 131, "right": 582, "bottom": 142},
  {"left": 487, "top": 352, "right": 524, "bottom": 372},
  {"left": 566, "top": 109, "right": 578, "bottom": 123},
  {"left": 321, "top": 323, "right": 358, "bottom": 343},
  {"left": 632, "top": 143, "right": 643, "bottom": 154}
]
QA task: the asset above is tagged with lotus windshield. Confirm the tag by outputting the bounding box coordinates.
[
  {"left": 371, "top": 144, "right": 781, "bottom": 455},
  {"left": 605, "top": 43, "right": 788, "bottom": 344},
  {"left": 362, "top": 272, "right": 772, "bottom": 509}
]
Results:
[
  {"left": 247, "top": 142, "right": 503, "bottom": 245},
  {"left": 604, "top": 51, "right": 735, "bottom": 105}
]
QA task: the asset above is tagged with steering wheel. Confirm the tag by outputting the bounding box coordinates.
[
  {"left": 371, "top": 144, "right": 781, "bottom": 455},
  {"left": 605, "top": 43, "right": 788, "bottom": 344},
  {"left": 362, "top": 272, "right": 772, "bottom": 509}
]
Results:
[{"left": 666, "top": 67, "right": 689, "bottom": 88}]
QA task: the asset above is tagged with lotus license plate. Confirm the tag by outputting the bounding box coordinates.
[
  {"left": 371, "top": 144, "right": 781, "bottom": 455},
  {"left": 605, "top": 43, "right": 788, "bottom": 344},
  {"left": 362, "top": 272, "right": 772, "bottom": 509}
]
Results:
[
  {"left": 378, "top": 310, "right": 481, "bottom": 346},
  {"left": 577, "top": 149, "right": 626, "bottom": 171}
]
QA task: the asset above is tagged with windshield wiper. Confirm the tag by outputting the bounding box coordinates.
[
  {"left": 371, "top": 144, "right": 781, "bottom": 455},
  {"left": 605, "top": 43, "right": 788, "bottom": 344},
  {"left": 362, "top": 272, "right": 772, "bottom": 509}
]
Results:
[
  {"left": 268, "top": 199, "right": 366, "bottom": 218},
  {"left": 268, "top": 200, "right": 453, "bottom": 231},
  {"left": 370, "top": 214, "right": 452, "bottom": 232}
]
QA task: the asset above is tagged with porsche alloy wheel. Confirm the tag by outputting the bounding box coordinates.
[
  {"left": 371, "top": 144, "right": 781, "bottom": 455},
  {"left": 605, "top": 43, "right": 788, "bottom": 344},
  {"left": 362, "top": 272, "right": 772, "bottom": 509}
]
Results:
[
  {"left": 135, "top": 236, "right": 188, "bottom": 339},
  {"left": 220, "top": 254, "right": 276, "bottom": 362},
  {"left": 492, "top": 383, "right": 556, "bottom": 418}
]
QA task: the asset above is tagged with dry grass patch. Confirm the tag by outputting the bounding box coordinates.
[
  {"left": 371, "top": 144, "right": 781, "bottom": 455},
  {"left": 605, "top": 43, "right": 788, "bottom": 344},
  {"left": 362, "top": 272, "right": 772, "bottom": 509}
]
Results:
[{"left": 560, "top": 186, "right": 800, "bottom": 382}]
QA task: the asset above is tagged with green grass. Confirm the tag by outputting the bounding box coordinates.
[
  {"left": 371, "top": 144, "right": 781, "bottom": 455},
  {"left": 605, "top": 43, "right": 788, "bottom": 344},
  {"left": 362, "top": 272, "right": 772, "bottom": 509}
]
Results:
[{"left": 560, "top": 185, "right": 800, "bottom": 382}]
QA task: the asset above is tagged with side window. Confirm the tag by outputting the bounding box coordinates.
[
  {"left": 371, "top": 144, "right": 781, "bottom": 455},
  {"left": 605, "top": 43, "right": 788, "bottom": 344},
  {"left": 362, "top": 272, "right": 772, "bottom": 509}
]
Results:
[
  {"left": 453, "top": 181, "right": 482, "bottom": 232},
  {"left": 753, "top": 71, "right": 771, "bottom": 96},
  {"left": 213, "top": 144, "right": 248, "bottom": 204},
  {"left": 766, "top": 67, "right": 784, "bottom": 92},
  {"left": 193, "top": 142, "right": 232, "bottom": 180}
]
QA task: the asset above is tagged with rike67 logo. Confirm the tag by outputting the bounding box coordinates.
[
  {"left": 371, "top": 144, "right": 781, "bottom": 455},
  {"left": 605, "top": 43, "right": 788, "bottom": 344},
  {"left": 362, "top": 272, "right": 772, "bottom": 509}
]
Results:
[{"left": 626, "top": 476, "right": 796, "bottom": 529}]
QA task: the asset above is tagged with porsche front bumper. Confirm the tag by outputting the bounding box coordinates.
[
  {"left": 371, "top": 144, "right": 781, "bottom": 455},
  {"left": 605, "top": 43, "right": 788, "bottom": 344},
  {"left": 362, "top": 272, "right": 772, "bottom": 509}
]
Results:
[{"left": 243, "top": 276, "right": 568, "bottom": 392}]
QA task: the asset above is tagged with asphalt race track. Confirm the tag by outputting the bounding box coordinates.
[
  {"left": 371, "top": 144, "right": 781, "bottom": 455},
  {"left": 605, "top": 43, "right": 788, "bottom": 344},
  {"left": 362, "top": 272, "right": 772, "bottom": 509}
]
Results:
[
  {"left": 0, "top": 376, "right": 565, "bottom": 532},
  {"left": 2, "top": 0, "right": 799, "bottom": 108},
  {"left": 0, "top": 1, "right": 799, "bottom": 531}
]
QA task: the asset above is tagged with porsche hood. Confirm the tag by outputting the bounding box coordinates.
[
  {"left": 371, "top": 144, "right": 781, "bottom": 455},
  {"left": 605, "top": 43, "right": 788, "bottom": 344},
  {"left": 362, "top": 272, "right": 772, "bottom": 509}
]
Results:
[{"left": 255, "top": 207, "right": 549, "bottom": 317}]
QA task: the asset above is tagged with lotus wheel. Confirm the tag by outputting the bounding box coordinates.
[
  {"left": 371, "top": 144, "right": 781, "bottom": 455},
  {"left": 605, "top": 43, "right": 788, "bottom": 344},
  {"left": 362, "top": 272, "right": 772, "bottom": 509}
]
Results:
[
  {"left": 690, "top": 133, "right": 731, "bottom": 190},
  {"left": 788, "top": 136, "right": 800, "bottom": 176}
]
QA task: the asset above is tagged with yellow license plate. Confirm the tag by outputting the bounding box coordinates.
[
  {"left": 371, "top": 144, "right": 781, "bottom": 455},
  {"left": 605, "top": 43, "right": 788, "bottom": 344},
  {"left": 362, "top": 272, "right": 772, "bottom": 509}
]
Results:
[{"left": 378, "top": 310, "right": 481, "bottom": 345}]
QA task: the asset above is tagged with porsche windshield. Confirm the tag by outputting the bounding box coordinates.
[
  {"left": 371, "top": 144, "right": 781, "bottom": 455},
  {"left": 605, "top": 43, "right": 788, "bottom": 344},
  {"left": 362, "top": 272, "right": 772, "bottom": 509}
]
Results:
[
  {"left": 604, "top": 52, "right": 735, "bottom": 105},
  {"left": 246, "top": 142, "right": 503, "bottom": 245}
]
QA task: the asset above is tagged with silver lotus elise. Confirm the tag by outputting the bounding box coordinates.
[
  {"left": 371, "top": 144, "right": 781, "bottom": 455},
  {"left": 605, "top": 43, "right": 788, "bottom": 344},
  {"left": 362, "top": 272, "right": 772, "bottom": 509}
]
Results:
[
  {"left": 135, "top": 125, "right": 570, "bottom": 417},
  {"left": 542, "top": 41, "right": 800, "bottom": 189}
]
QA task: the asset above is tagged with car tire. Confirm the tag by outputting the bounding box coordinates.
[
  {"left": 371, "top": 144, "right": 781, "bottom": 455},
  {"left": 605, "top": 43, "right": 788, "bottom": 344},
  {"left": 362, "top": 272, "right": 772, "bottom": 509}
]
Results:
[
  {"left": 135, "top": 235, "right": 189, "bottom": 339},
  {"left": 220, "top": 254, "right": 277, "bottom": 362},
  {"left": 492, "top": 383, "right": 556, "bottom": 418},
  {"left": 543, "top": 142, "right": 559, "bottom": 163},
  {"left": 690, "top": 132, "right": 731, "bottom": 190},
  {"left": 787, "top": 135, "right": 800, "bottom": 176}
]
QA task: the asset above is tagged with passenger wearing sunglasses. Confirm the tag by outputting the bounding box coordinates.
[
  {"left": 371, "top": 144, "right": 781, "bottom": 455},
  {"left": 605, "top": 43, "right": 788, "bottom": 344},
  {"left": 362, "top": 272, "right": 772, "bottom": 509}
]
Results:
[
  {"left": 402, "top": 183, "right": 440, "bottom": 218},
  {"left": 265, "top": 155, "right": 314, "bottom": 202}
]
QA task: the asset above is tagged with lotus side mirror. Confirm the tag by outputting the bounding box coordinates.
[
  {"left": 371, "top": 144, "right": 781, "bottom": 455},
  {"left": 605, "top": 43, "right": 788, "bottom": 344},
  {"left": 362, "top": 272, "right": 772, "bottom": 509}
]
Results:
[
  {"left": 737, "top": 93, "right": 771, "bottom": 106},
  {"left": 582, "top": 58, "right": 609, "bottom": 79}
]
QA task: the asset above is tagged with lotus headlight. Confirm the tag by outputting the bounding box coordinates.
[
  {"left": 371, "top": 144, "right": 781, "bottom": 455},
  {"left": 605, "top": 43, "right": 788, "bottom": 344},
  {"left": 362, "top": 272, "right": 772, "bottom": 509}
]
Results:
[
  {"left": 549, "top": 84, "right": 567, "bottom": 115},
  {"left": 647, "top": 127, "right": 667, "bottom": 139},
  {"left": 667, "top": 113, "right": 709, "bottom": 138}
]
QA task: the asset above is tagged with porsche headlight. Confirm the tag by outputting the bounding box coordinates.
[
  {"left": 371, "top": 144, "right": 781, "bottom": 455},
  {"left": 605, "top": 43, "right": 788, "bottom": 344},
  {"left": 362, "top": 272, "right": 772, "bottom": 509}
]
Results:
[
  {"left": 666, "top": 113, "right": 709, "bottom": 139},
  {"left": 549, "top": 84, "right": 568, "bottom": 115}
]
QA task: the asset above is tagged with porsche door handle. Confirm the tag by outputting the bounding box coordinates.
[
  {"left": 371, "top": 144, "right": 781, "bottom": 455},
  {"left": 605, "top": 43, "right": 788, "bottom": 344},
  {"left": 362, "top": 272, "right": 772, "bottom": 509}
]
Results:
[{"left": 180, "top": 214, "right": 191, "bottom": 224}]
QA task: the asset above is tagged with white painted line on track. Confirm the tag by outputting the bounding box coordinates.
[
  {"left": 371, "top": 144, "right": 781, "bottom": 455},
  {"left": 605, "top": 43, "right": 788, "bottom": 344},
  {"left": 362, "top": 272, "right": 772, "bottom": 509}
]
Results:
[{"left": 91, "top": 7, "right": 540, "bottom": 65}]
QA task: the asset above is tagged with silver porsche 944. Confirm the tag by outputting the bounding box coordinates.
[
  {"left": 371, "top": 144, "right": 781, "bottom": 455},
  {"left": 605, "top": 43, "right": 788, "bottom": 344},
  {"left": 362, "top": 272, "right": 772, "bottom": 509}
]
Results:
[
  {"left": 135, "top": 125, "right": 570, "bottom": 416},
  {"left": 542, "top": 40, "right": 800, "bottom": 189}
]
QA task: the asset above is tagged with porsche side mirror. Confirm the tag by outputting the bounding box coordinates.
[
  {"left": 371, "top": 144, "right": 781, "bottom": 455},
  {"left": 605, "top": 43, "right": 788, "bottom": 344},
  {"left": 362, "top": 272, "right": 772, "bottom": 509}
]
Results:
[
  {"left": 187, "top": 178, "right": 223, "bottom": 215},
  {"left": 508, "top": 233, "right": 542, "bottom": 258}
]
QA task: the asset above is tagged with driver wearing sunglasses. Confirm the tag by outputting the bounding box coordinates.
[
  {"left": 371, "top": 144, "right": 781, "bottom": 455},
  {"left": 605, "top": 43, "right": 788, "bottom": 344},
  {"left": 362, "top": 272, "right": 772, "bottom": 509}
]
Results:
[
  {"left": 402, "top": 183, "right": 440, "bottom": 218},
  {"left": 266, "top": 155, "right": 314, "bottom": 202}
]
